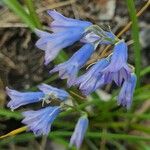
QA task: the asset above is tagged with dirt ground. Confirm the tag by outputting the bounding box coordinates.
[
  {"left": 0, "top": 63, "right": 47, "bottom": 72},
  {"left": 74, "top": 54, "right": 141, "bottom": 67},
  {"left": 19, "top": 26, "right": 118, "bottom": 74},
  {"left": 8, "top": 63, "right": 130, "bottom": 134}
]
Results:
[{"left": 0, "top": 0, "right": 149, "bottom": 149}]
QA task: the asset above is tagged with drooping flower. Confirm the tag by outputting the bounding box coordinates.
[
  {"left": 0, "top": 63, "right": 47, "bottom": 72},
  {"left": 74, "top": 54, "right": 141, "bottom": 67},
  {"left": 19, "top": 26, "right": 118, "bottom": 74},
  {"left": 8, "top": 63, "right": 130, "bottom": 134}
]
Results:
[
  {"left": 69, "top": 116, "right": 89, "bottom": 149},
  {"left": 118, "top": 73, "right": 137, "bottom": 109},
  {"left": 47, "top": 10, "right": 92, "bottom": 33},
  {"left": 50, "top": 43, "right": 95, "bottom": 86},
  {"left": 22, "top": 106, "right": 60, "bottom": 136},
  {"left": 6, "top": 87, "right": 44, "bottom": 110},
  {"left": 35, "top": 28, "right": 85, "bottom": 65},
  {"left": 74, "top": 58, "right": 109, "bottom": 95},
  {"left": 6, "top": 84, "right": 69, "bottom": 110},
  {"left": 101, "top": 40, "right": 131, "bottom": 86},
  {"left": 38, "top": 83, "right": 69, "bottom": 101}
]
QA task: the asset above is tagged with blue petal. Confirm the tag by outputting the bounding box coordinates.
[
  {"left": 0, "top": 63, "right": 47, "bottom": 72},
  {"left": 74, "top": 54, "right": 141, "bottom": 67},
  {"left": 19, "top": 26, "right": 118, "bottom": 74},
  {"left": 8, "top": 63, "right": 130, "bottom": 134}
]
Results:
[
  {"left": 34, "top": 29, "right": 51, "bottom": 38},
  {"left": 37, "top": 83, "right": 69, "bottom": 101},
  {"left": 104, "top": 41, "right": 128, "bottom": 71},
  {"left": 69, "top": 116, "right": 89, "bottom": 149},
  {"left": 50, "top": 43, "right": 95, "bottom": 86},
  {"left": 35, "top": 28, "right": 84, "bottom": 65},
  {"left": 118, "top": 73, "right": 137, "bottom": 109},
  {"left": 47, "top": 10, "right": 92, "bottom": 32},
  {"left": 102, "top": 41, "right": 131, "bottom": 86},
  {"left": 75, "top": 58, "right": 109, "bottom": 95},
  {"left": 81, "top": 76, "right": 105, "bottom": 96},
  {"left": 6, "top": 87, "right": 44, "bottom": 110},
  {"left": 22, "top": 106, "right": 60, "bottom": 136}
]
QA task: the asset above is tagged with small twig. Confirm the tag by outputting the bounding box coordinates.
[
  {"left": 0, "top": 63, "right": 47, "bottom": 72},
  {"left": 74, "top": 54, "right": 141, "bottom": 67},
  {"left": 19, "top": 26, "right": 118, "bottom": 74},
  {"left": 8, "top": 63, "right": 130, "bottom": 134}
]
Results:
[
  {"left": 69, "top": 90, "right": 86, "bottom": 100},
  {"left": 131, "top": 100, "right": 150, "bottom": 123},
  {"left": 0, "top": 126, "right": 27, "bottom": 139},
  {"left": 0, "top": 23, "right": 28, "bottom": 28},
  {"left": 40, "top": 136, "right": 47, "bottom": 150}
]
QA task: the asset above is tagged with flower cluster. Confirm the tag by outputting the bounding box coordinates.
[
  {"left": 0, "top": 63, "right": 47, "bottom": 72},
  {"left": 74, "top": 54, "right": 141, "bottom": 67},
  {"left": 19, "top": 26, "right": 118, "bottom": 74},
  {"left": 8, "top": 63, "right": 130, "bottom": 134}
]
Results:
[
  {"left": 35, "top": 10, "right": 136, "bottom": 109},
  {"left": 7, "top": 83, "right": 88, "bottom": 148},
  {"left": 6, "top": 10, "right": 137, "bottom": 149},
  {"left": 6, "top": 84, "right": 69, "bottom": 136}
]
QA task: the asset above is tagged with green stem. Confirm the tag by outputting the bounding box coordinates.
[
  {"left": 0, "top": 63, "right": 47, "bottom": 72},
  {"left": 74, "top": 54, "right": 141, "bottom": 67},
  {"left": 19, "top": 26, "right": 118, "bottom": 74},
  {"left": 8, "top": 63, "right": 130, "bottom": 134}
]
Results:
[
  {"left": 24, "top": 0, "right": 42, "bottom": 29},
  {"left": 126, "top": 0, "right": 141, "bottom": 87}
]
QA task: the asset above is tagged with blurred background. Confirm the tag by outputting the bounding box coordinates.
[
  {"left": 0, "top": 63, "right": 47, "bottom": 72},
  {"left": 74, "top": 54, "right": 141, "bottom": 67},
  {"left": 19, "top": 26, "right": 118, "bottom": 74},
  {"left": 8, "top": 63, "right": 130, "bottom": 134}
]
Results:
[{"left": 0, "top": 0, "right": 150, "bottom": 150}]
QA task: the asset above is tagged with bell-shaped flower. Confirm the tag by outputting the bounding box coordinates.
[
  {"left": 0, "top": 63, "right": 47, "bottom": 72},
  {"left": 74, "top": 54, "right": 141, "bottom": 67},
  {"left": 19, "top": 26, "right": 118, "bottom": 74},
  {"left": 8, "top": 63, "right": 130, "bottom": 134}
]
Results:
[
  {"left": 35, "top": 28, "right": 85, "bottom": 65},
  {"left": 118, "top": 73, "right": 137, "bottom": 109},
  {"left": 6, "top": 84, "right": 69, "bottom": 110},
  {"left": 6, "top": 87, "right": 44, "bottom": 110},
  {"left": 50, "top": 43, "right": 95, "bottom": 87},
  {"left": 22, "top": 106, "right": 60, "bottom": 136},
  {"left": 37, "top": 83, "right": 69, "bottom": 101},
  {"left": 101, "top": 40, "right": 131, "bottom": 86},
  {"left": 47, "top": 10, "right": 92, "bottom": 33},
  {"left": 74, "top": 58, "right": 109, "bottom": 95},
  {"left": 69, "top": 116, "right": 89, "bottom": 149}
]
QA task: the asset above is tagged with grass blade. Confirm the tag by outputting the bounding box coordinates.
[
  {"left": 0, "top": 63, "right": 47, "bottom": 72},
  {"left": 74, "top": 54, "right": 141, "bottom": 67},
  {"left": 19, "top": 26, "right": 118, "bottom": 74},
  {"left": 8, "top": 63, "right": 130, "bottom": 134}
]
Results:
[
  {"left": 126, "top": 0, "right": 141, "bottom": 87},
  {"left": 1, "top": 0, "right": 36, "bottom": 30},
  {"left": 140, "top": 66, "right": 150, "bottom": 77},
  {"left": 0, "top": 109, "right": 22, "bottom": 119},
  {"left": 24, "top": 0, "right": 42, "bottom": 28},
  {"left": 1, "top": 131, "right": 150, "bottom": 147}
]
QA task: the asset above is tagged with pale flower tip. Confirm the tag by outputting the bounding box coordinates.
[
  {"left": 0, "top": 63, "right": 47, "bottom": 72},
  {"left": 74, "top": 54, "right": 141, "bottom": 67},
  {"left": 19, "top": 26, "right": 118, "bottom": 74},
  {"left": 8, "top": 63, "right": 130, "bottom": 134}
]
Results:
[
  {"left": 49, "top": 67, "right": 57, "bottom": 74},
  {"left": 44, "top": 58, "right": 51, "bottom": 66},
  {"left": 126, "top": 105, "right": 131, "bottom": 110},
  {"left": 34, "top": 28, "right": 41, "bottom": 35},
  {"left": 5, "top": 86, "right": 11, "bottom": 94},
  {"left": 11, "top": 109, "right": 14, "bottom": 112},
  {"left": 5, "top": 86, "right": 9, "bottom": 90}
]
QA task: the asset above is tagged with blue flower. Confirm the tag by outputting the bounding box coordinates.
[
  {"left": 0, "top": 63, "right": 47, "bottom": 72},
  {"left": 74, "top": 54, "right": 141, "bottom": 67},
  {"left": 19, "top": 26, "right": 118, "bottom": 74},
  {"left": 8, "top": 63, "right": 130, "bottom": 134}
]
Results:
[
  {"left": 75, "top": 58, "right": 109, "bottom": 95},
  {"left": 50, "top": 43, "right": 95, "bottom": 87},
  {"left": 35, "top": 28, "right": 85, "bottom": 65},
  {"left": 118, "top": 73, "right": 137, "bottom": 109},
  {"left": 22, "top": 106, "right": 60, "bottom": 136},
  {"left": 47, "top": 10, "right": 92, "bottom": 33},
  {"left": 37, "top": 83, "right": 69, "bottom": 101},
  {"left": 102, "top": 40, "right": 131, "bottom": 86},
  {"left": 6, "top": 84, "right": 69, "bottom": 110},
  {"left": 6, "top": 87, "right": 44, "bottom": 110},
  {"left": 81, "top": 31, "right": 116, "bottom": 45},
  {"left": 69, "top": 116, "right": 89, "bottom": 149}
]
